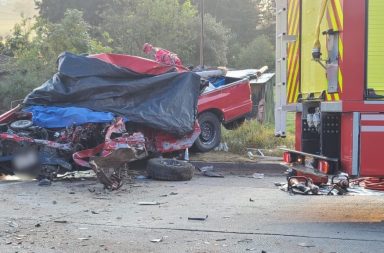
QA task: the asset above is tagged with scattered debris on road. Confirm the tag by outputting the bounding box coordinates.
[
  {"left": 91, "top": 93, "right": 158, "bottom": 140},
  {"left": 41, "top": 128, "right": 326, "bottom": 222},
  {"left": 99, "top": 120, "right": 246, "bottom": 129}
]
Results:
[
  {"left": 138, "top": 201, "right": 160, "bottom": 205},
  {"left": 298, "top": 242, "right": 315, "bottom": 248},
  {"left": 252, "top": 173, "right": 264, "bottom": 179},
  {"left": 135, "top": 175, "right": 148, "bottom": 180},
  {"left": 238, "top": 238, "right": 253, "bottom": 243},
  {"left": 199, "top": 166, "right": 214, "bottom": 171},
  {"left": 203, "top": 170, "right": 224, "bottom": 178},
  {"left": 38, "top": 179, "right": 52, "bottom": 186},
  {"left": 150, "top": 236, "right": 167, "bottom": 243},
  {"left": 150, "top": 238, "right": 163, "bottom": 243},
  {"left": 198, "top": 165, "right": 224, "bottom": 178},
  {"left": 188, "top": 215, "right": 208, "bottom": 221},
  {"left": 278, "top": 171, "right": 384, "bottom": 196},
  {"left": 53, "top": 220, "right": 68, "bottom": 224},
  {"left": 7, "top": 220, "right": 19, "bottom": 228}
]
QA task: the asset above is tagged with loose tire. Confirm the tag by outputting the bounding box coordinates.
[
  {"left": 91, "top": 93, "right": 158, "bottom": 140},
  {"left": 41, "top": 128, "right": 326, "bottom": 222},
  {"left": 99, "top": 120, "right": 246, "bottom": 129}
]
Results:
[
  {"left": 147, "top": 158, "right": 194, "bottom": 181},
  {"left": 193, "top": 111, "right": 221, "bottom": 152}
]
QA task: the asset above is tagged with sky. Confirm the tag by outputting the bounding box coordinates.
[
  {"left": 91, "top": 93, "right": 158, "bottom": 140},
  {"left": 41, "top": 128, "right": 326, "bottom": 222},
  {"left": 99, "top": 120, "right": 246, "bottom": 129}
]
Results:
[{"left": 0, "top": 0, "right": 36, "bottom": 37}]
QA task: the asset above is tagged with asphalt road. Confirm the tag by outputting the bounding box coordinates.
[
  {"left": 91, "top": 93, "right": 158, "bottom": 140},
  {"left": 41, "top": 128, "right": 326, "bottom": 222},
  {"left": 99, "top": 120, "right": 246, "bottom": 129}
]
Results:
[{"left": 0, "top": 161, "right": 383, "bottom": 253}]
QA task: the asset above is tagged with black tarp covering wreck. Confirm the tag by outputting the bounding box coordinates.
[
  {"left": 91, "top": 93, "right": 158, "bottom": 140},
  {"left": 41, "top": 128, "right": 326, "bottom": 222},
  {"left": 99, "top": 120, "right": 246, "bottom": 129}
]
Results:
[{"left": 24, "top": 52, "right": 201, "bottom": 136}]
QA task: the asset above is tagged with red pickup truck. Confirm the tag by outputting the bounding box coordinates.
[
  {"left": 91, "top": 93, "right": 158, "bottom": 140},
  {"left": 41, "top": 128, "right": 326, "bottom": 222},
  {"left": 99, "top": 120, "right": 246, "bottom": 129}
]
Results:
[{"left": 195, "top": 76, "right": 252, "bottom": 152}]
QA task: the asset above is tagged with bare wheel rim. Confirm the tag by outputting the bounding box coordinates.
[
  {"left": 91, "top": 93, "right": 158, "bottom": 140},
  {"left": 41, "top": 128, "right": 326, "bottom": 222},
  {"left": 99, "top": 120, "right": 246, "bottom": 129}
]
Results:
[{"left": 200, "top": 121, "right": 215, "bottom": 144}]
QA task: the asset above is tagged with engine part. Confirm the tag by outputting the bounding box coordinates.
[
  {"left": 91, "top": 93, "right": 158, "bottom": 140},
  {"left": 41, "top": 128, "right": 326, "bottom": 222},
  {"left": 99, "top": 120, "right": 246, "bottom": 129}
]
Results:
[
  {"left": 10, "top": 120, "right": 33, "bottom": 130},
  {"left": 288, "top": 176, "right": 311, "bottom": 194},
  {"left": 89, "top": 151, "right": 131, "bottom": 191},
  {"left": 287, "top": 176, "right": 319, "bottom": 195},
  {"left": 307, "top": 179, "right": 320, "bottom": 195},
  {"left": 332, "top": 174, "right": 350, "bottom": 188}
]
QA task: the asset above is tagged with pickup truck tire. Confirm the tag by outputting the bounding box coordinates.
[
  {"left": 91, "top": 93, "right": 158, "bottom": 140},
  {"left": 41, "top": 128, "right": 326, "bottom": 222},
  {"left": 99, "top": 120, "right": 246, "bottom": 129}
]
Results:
[
  {"left": 147, "top": 158, "right": 194, "bottom": 181},
  {"left": 193, "top": 111, "right": 221, "bottom": 152}
]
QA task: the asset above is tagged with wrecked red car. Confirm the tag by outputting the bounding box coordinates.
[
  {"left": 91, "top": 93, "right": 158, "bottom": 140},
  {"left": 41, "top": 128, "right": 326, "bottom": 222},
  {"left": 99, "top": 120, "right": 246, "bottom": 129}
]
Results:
[{"left": 0, "top": 52, "right": 252, "bottom": 188}]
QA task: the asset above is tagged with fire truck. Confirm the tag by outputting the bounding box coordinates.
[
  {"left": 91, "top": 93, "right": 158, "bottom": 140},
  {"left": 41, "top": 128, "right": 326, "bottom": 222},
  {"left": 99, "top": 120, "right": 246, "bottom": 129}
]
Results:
[{"left": 275, "top": 0, "right": 384, "bottom": 180}]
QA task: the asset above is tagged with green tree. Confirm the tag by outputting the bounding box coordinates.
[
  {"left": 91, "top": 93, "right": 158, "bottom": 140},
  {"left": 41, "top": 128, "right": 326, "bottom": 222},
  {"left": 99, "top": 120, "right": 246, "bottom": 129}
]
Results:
[
  {"left": 44, "top": 9, "right": 94, "bottom": 55},
  {"left": 99, "top": 0, "right": 229, "bottom": 66},
  {"left": 196, "top": 13, "right": 230, "bottom": 66},
  {"left": 202, "top": 0, "right": 259, "bottom": 45},
  {"left": 255, "top": 0, "right": 276, "bottom": 43},
  {"left": 195, "top": 0, "right": 275, "bottom": 67},
  {"left": 235, "top": 36, "right": 274, "bottom": 69},
  {"left": 35, "top": 0, "right": 108, "bottom": 26}
]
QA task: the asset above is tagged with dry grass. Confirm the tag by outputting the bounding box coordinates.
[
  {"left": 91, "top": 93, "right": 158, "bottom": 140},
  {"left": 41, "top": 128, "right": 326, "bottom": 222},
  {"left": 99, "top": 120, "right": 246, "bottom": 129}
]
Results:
[{"left": 222, "top": 119, "right": 295, "bottom": 155}]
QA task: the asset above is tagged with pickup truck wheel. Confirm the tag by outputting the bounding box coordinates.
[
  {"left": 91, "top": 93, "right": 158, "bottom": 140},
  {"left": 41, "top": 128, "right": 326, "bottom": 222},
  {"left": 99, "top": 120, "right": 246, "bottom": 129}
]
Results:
[
  {"left": 147, "top": 158, "right": 194, "bottom": 181},
  {"left": 194, "top": 112, "right": 221, "bottom": 152}
]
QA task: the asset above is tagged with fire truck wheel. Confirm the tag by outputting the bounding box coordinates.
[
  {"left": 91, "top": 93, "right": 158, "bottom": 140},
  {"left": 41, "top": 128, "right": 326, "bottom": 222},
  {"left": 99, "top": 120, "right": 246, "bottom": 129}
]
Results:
[
  {"left": 147, "top": 158, "right": 194, "bottom": 181},
  {"left": 193, "top": 111, "right": 221, "bottom": 152}
]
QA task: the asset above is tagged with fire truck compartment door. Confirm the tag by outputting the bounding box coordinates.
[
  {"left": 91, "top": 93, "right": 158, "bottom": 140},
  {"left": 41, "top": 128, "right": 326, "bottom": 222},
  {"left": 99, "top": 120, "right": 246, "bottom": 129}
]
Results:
[
  {"left": 367, "top": 0, "right": 384, "bottom": 96},
  {"left": 300, "top": 0, "right": 329, "bottom": 97},
  {"left": 359, "top": 114, "right": 384, "bottom": 177}
]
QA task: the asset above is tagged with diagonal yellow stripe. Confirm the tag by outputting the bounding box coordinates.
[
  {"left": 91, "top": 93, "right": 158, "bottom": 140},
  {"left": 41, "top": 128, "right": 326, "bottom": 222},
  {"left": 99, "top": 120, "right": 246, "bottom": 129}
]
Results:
[
  {"left": 334, "top": 0, "right": 343, "bottom": 29},
  {"left": 287, "top": 31, "right": 299, "bottom": 102},
  {"left": 328, "top": 2, "right": 339, "bottom": 30},
  {"left": 289, "top": 1, "right": 300, "bottom": 103},
  {"left": 287, "top": 0, "right": 295, "bottom": 31},
  {"left": 290, "top": 52, "right": 300, "bottom": 103},
  {"left": 287, "top": 1, "right": 299, "bottom": 69},
  {"left": 287, "top": 45, "right": 298, "bottom": 103},
  {"left": 334, "top": 93, "right": 340, "bottom": 101},
  {"left": 286, "top": 0, "right": 300, "bottom": 104},
  {"left": 292, "top": 80, "right": 300, "bottom": 103},
  {"left": 288, "top": 0, "right": 298, "bottom": 34},
  {"left": 338, "top": 36, "right": 343, "bottom": 61},
  {"left": 291, "top": 2, "right": 300, "bottom": 35},
  {"left": 287, "top": 1, "right": 299, "bottom": 91},
  {"left": 338, "top": 67, "right": 343, "bottom": 92},
  {"left": 288, "top": 47, "right": 299, "bottom": 102}
]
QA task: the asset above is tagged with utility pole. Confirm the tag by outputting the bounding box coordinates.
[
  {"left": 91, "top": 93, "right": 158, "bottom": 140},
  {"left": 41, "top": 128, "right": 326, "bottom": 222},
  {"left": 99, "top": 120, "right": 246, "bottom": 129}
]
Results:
[{"left": 199, "top": 0, "right": 204, "bottom": 67}]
